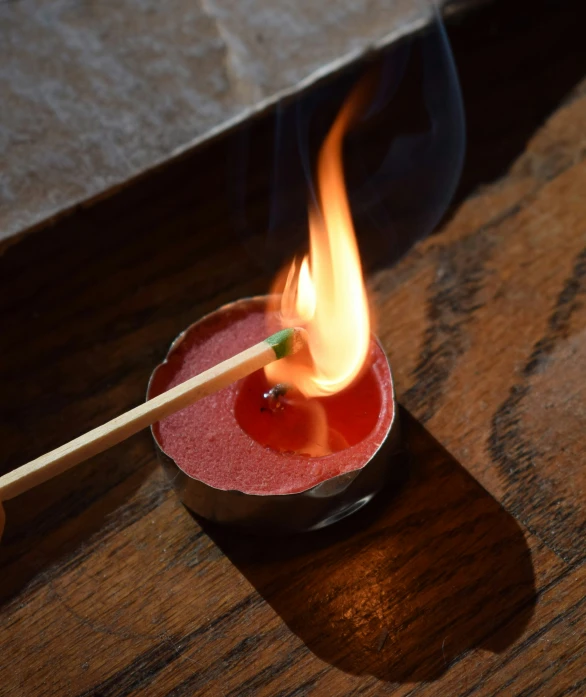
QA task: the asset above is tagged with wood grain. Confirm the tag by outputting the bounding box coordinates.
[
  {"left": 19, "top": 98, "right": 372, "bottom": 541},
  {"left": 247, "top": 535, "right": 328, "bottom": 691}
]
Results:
[{"left": 0, "top": 1, "right": 585, "bottom": 695}]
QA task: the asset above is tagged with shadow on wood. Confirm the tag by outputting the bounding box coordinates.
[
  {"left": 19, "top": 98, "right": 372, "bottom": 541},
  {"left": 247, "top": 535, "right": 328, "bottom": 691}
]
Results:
[
  {"left": 0, "top": 436, "right": 160, "bottom": 607},
  {"left": 204, "top": 408, "right": 536, "bottom": 683}
]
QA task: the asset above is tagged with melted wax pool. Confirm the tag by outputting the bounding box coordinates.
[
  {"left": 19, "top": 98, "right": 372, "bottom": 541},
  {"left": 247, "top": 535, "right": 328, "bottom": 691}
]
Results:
[{"left": 235, "top": 367, "right": 382, "bottom": 458}]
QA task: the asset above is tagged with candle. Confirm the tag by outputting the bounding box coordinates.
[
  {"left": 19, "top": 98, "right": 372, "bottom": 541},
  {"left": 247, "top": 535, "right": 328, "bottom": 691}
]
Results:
[
  {"left": 148, "top": 76, "right": 401, "bottom": 533},
  {"left": 148, "top": 297, "right": 398, "bottom": 533}
]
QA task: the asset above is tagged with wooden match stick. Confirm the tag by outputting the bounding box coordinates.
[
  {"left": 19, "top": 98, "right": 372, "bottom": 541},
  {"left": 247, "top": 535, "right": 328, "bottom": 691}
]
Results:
[{"left": 0, "top": 327, "right": 306, "bottom": 539}]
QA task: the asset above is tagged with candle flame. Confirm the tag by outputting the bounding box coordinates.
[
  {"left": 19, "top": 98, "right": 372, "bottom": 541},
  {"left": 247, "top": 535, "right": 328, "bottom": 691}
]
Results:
[{"left": 266, "top": 89, "right": 371, "bottom": 398}]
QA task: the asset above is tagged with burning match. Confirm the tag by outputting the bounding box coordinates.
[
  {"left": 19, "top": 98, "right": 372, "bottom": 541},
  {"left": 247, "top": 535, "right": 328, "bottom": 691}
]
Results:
[{"left": 0, "top": 327, "right": 307, "bottom": 541}]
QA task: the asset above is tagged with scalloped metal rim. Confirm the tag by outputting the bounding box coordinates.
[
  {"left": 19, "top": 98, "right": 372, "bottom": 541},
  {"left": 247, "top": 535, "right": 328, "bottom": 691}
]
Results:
[{"left": 147, "top": 296, "right": 401, "bottom": 534}]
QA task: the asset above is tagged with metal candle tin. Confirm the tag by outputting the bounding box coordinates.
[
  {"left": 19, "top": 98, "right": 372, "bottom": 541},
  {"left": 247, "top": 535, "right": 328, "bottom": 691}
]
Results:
[{"left": 147, "top": 297, "right": 400, "bottom": 534}]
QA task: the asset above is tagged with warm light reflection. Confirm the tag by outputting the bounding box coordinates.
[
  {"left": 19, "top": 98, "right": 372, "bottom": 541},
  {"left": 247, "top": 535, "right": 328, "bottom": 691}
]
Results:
[{"left": 266, "top": 89, "right": 371, "bottom": 398}]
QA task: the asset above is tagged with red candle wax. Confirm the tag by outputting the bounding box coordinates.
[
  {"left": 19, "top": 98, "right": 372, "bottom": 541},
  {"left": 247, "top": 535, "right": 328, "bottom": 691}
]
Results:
[
  {"left": 151, "top": 299, "right": 395, "bottom": 496},
  {"left": 234, "top": 368, "right": 382, "bottom": 457}
]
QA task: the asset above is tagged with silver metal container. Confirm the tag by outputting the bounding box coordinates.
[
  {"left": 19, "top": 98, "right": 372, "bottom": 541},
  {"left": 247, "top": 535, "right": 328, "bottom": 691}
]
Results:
[{"left": 147, "top": 297, "right": 400, "bottom": 534}]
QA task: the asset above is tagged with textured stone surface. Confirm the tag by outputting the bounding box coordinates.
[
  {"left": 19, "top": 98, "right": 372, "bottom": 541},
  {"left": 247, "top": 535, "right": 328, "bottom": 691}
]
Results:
[{"left": 0, "top": 0, "right": 439, "bottom": 242}]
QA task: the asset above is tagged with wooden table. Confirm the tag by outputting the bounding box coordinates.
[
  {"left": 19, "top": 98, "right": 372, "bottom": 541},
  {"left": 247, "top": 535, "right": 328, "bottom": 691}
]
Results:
[{"left": 1, "top": 1, "right": 584, "bottom": 695}]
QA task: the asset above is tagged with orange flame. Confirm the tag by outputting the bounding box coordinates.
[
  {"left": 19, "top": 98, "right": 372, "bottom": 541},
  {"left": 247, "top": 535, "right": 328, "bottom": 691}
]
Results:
[{"left": 266, "top": 89, "right": 371, "bottom": 398}]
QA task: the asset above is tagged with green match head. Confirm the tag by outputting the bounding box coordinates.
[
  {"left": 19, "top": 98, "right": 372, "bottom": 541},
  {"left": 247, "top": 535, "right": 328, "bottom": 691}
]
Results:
[{"left": 266, "top": 327, "right": 306, "bottom": 360}]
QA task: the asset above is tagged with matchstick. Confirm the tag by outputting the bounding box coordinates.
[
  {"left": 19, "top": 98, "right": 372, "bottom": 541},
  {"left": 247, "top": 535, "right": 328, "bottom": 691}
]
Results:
[{"left": 0, "top": 327, "right": 306, "bottom": 540}]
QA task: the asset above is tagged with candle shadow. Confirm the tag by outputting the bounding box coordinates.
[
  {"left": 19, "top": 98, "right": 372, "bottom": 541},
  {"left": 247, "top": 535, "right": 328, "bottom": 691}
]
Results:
[{"left": 203, "top": 407, "right": 536, "bottom": 683}]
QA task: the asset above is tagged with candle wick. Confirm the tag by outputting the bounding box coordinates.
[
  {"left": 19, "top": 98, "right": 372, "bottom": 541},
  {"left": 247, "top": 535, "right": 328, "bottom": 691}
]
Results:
[{"left": 263, "top": 383, "right": 291, "bottom": 412}]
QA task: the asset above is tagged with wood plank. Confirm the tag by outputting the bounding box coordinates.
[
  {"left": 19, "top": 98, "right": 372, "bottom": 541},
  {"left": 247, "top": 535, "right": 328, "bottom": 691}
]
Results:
[
  {"left": 0, "top": 414, "right": 570, "bottom": 696},
  {"left": 0, "top": 0, "right": 585, "bottom": 695}
]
